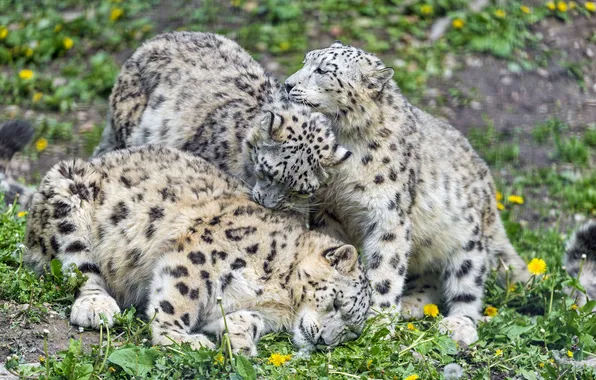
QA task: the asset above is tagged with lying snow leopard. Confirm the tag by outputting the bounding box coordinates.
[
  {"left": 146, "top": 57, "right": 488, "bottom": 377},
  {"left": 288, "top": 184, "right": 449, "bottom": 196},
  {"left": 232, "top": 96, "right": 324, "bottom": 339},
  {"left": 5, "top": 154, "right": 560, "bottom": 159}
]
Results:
[
  {"left": 23, "top": 145, "right": 371, "bottom": 355},
  {"left": 94, "top": 31, "right": 351, "bottom": 211},
  {"left": 283, "top": 42, "right": 530, "bottom": 344},
  {"left": 564, "top": 220, "right": 596, "bottom": 312}
]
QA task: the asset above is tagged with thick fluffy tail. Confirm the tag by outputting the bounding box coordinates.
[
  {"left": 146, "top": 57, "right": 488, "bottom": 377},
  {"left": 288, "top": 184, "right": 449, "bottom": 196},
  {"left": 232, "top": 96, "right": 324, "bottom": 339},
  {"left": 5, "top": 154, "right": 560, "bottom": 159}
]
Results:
[
  {"left": 564, "top": 220, "right": 596, "bottom": 310},
  {"left": 0, "top": 120, "right": 35, "bottom": 207}
]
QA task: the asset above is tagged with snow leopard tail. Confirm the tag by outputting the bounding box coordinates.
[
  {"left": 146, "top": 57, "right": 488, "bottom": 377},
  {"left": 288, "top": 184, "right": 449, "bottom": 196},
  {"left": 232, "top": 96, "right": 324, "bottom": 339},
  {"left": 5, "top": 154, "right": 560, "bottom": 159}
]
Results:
[
  {"left": 0, "top": 120, "right": 35, "bottom": 207},
  {"left": 564, "top": 221, "right": 596, "bottom": 310},
  {"left": 489, "top": 216, "right": 532, "bottom": 285},
  {"left": 92, "top": 57, "right": 147, "bottom": 158}
]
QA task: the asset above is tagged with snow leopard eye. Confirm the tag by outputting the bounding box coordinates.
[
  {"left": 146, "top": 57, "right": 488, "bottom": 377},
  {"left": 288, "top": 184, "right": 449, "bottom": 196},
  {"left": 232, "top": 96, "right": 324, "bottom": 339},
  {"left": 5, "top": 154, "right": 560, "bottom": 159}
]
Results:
[
  {"left": 315, "top": 67, "right": 328, "bottom": 75},
  {"left": 290, "top": 190, "right": 311, "bottom": 199}
]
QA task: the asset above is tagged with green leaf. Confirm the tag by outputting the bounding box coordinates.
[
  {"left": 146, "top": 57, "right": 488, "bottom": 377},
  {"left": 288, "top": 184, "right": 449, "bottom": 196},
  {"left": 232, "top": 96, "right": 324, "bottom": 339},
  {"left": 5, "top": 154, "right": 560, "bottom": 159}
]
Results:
[
  {"left": 50, "top": 259, "right": 62, "bottom": 281},
  {"left": 108, "top": 346, "right": 157, "bottom": 377},
  {"left": 235, "top": 355, "right": 256, "bottom": 380}
]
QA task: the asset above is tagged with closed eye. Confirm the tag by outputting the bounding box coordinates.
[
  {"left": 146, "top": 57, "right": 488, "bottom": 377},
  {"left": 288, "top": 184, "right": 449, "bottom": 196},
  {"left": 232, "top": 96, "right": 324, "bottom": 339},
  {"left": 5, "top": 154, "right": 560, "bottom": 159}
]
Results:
[
  {"left": 333, "top": 298, "right": 342, "bottom": 311},
  {"left": 315, "top": 67, "right": 328, "bottom": 75}
]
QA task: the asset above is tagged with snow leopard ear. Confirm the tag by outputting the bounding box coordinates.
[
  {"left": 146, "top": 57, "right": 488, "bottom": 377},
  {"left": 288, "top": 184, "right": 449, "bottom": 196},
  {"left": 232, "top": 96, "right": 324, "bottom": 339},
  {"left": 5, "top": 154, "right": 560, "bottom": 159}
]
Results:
[
  {"left": 325, "top": 144, "right": 352, "bottom": 167},
  {"left": 261, "top": 111, "right": 284, "bottom": 142},
  {"left": 366, "top": 67, "right": 394, "bottom": 92},
  {"left": 330, "top": 40, "right": 344, "bottom": 48},
  {"left": 324, "top": 245, "right": 359, "bottom": 275}
]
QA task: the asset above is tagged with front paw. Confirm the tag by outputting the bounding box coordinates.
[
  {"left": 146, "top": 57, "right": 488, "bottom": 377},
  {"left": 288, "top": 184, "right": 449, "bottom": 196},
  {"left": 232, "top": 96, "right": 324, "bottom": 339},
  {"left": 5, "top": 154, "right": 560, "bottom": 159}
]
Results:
[
  {"left": 71, "top": 293, "right": 121, "bottom": 328},
  {"left": 439, "top": 316, "right": 478, "bottom": 346},
  {"left": 399, "top": 296, "right": 426, "bottom": 320},
  {"left": 229, "top": 334, "right": 257, "bottom": 357}
]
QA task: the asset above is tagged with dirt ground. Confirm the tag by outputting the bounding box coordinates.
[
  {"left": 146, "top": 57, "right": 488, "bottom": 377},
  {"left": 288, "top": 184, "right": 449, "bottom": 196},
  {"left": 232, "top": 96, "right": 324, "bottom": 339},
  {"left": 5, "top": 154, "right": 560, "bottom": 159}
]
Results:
[{"left": 1, "top": 11, "right": 595, "bottom": 368}]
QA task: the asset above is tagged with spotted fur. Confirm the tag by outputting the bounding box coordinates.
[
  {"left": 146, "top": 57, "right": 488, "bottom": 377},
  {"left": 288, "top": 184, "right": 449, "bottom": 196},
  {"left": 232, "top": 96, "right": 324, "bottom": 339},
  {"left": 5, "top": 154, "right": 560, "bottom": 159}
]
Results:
[
  {"left": 284, "top": 42, "right": 530, "bottom": 344},
  {"left": 23, "top": 146, "right": 370, "bottom": 354},
  {"left": 0, "top": 120, "right": 35, "bottom": 206},
  {"left": 564, "top": 220, "right": 596, "bottom": 311},
  {"left": 94, "top": 32, "right": 351, "bottom": 212}
]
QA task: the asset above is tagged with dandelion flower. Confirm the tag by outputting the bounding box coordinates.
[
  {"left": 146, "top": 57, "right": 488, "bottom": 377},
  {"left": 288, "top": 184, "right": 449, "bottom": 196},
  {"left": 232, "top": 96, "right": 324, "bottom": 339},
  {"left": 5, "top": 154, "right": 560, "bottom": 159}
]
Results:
[
  {"left": 35, "top": 137, "right": 48, "bottom": 152},
  {"left": 19, "top": 69, "right": 34, "bottom": 80},
  {"left": 32, "top": 92, "right": 43, "bottom": 102},
  {"left": 495, "top": 349, "right": 503, "bottom": 356},
  {"left": 405, "top": 375, "right": 419, "bottom": 380},
  {"left": 54, "top": 24, "right": 63, "bottom": 32},
  {"left": 527, "top": 258, "right": 547, "bottom": 275},
  {"left": 508, "top": 195, "right": 524, "bottom": 204},
  {"left": 110, "top": 8, "right": 124, "bottom": 21},
  {"left": 0, "top": 26, "right": 7, "bottom": 39},
  {"left": 520, "top": 5, "right": 532, "bottom": 13},
  {"left": 557, "top": 1, "right": 568, "bottom": 12},
  {"left": 494, "top": 9, "right": 506, "bottom": 18},
  {"left": 268, "top": 353, "right": 291, "bottom": 366},
  {"left": 423, "top": 303, "right": 439, "bottom": 318},
  {"left": 25, "top": 48, "right": 34, "bottom": 57},
  {"left": 484, "top": 306, "right": 498, "bottom": 317},
  {"left": 63, "top": 37, "right": 74, "bottom": 50},
  {"left": 108, "top": 366, "right": 116, "bottom": 373},
  {"left": 586, "top": 2, "right": 596, "bottom": 12},
  {"left": 366, "top": 359, "right": 373, "bottom": 369},
  {"left": 539, "top": 362, "right": 545, "bottom": 368},
  {"left": 214, "top": 353, "right": 224, "bottom": 364},
  {"left": 569, "top": 1, "right": 576, "bottom": 9},
  {"left": 452, "top": 18, "right": 464, "bottom": 29},
  {"left": 407, "top": 323, "right": 417, "bottom": 331},
  {"left": 38, "top": 355, "right": 45, "bottom": 363},
  {"left": 421, "top": 5, "right": 433, "bottom": 15},
  {"left": 567, "top": 350, "right": 573, "bottom": 358},
  {"left": 497, "top": 202, "right": 505, "bottom": 211},
  {"left": 571, "top": 304, "right": 578, "bottom": 310},
  {"left": 279, "top": 41, "right": 290, "bottom": 52},
  {"left": 496, "top": 191, "right": 503, "bottom": 201},
  {"left": 508, "top": 284, "right": 516, "bottom": 292},
  {"left": 17, "top": 211, "right": 27, "bottom": 218}
]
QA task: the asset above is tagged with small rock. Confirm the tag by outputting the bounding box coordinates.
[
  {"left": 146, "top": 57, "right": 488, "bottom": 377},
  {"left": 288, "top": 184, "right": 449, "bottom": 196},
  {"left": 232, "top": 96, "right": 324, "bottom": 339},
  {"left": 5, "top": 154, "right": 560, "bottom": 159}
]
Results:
[
  {"left": 444, "top": 363, "right": 464, "bottom": 379},
  {"left": 501, "top": 76, "right": 513, "bottom": 86},
  {"left": 573, "top": 41, "right": 580, "bottom": 49},
  {"left": 52, "top": 77, "right": 67, "bottom": 87},
  {"left": 574, "top": 214, "right": 586, "bottom": 223},
  {"left": 429, "top": 17, "right": 451, "bottom": 41},
  {"left": 424, "top": 88, "right": 441, "bottom": 98},
  {"left": 587, "top": 48, "right": 594, "bottom": 58},
  {"left": 393, "top": 59, "right": 406, "bottom": 68},
  {"left": 511, "top": 92, "right": 520, "bottom": 102},
  {"left": 264, "top": 61, "right": 280, "bottom": 73},
  {"left": 76, "top": 111, "right": 88, "bottom": 122},
  {"left": 537, "top": 68, "right": 550, "bottom": 78},
  {"left": 469, "top": 0, "right": 489, "bottom": 12},
  {"left": 537, "top": 104, "right": 549, "bottom": 114},
  {"left": 4, "top": 105, "right": 21, "bottom": 118},
  {"left": 78, "top": 121, "right": 95, "bottom": 133},
  {"left": 470, "top": 101, "right": 482, "bottom": 110},
  {"left": 465, "top": 57, "right": 483, "bottom": 68}
]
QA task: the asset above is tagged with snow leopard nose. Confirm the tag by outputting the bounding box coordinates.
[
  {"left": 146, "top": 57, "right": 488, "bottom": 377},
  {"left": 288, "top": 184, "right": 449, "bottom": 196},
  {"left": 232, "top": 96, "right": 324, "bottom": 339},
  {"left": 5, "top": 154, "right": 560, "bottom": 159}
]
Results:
[{"left": 285, "top": 82, "right": 295, "bottom": 93}]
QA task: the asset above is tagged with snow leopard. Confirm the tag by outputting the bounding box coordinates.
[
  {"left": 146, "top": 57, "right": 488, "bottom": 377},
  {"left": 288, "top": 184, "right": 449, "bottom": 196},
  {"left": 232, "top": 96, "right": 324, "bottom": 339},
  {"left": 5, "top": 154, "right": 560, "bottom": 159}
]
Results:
[
  {"left": 23, "top": 145, "right": 371, "bottom": 355},
  {"left": 565, "top": 220, "right": 596, "bottom": 312},
  {"left": 0, "top": 120, "right": 35, "bottom": 206},
  {"left": 282, "top": 42, "right": 531, "bottom": 344},
  {"left": 94, "top": 31, "right": 351, "bottom": 211}
]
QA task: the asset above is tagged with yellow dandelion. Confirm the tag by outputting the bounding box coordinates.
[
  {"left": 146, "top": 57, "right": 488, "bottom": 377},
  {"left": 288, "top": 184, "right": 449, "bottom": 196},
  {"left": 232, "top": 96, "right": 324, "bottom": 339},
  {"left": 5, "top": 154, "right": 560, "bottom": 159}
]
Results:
[
  {"left": 54, "top": 24, "right": 63, "bottom": 32},
  {"left": 497, "top": 202, "right": 505, "bottom": 211},
  {"left": 19, "top": 69, "right": 34, "bottom": 80},
  {"left": 452, "top": 18, "right": 464, "bottom": 29},
  {"left": 569, "top": 1, "right": 576, "bottom": 9},
  {"left": 539, "top": 362, "right": 545, "bottom": 368},
  {"left": 494, "top": 9, "right": 506, "bottom": 18},
  {"left": 586, "top": 2, "right": 596, "bottom": 12},
  {"left": 63, "top": 37, "right": 74, "bottom": 50},
  {"left": 508, "top": 284, "right": 517, "bottom": 292},
  {"left": 25, "top": 48, "right": 34, "bottom": 57},
  {"left": 0, "top": 26, "right": 7, "bottom": 39},
  {"left": 421, "top": 5, "right": 433, "bottom": 15},
  {"left": 231, "top": 0, "right": 242, "bottom": 7},
  {"left": 108, "top": 366, "right": 116, "bottom": 373},
  {"left": 17, "top": 211, "right": 27, "bottom": 218},
  {"left": 214, "top": 353, "right": 224, "bottom": 364},
  {"left": 484, "top": 306, "right": 498, "bottom": 317},
  {"left": 407, "top": 323, "right": 417, "bottom": 331},
  {"left": 38, "top": 355, "right": 45, "bottom": 363},
  {"left": 423, "top": 303, "right": 439, "bottom": 318},
  {"left": 542, "top": 274, "right": 550, "bottom": 281},
  {"left": 547, "top": 1, "right": 556, "bottom": 10},
  {"left": 496, "top": 191, "right": 503, "bottom": 201},
  {"left": 495, "top": 349, "right": 503, "bottom": 356},
  {"left": 507, "top": 195, "right": 524, "bottom": 204},
  {"left": 268, "top": 353, "right": 291, "bottom": 366},
  {"left": 35, "top": 137, "right": 48, "bottom": 152},
  {"left": 110, "top": 8, "right": 124, "bottom": 21},
  {"left": 404, "top": 375, "right": 419, "bottom": 380},
  {"left": 32, "top": 92, "right": 43, "bottom": 103},
  {"left": 279, "top": 41, "right": 290, "bottom": 52},
  {"left": 567, "top": 350, "right": 573, "bottom": 358},
  {"left": 557, "top": 1, "right": 568, "bottom": 12},
  {"left": 571, "top": 304, "right": 578, "bottom": 310},
  {"left": 527, "top": 258, "right": 547, "bottom": 276},
  {"left": 366, "top": 359, "right": 373, "bottom": 369},
  {"left": 520, "top": 5, "right": 532, "bottom": 14}
]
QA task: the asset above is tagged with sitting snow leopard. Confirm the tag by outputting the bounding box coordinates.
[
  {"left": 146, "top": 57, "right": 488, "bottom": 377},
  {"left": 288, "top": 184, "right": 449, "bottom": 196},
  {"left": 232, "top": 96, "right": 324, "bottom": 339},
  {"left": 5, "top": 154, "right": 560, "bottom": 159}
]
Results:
[
  {"left": 23, "top": 145, "right": 371, "bottom": 355},
  {"left": 281, "top": 42, "right": 530, "bottom": 344},
  {"left": 94, "top": 31, "right": 351, "bottom": 211}
]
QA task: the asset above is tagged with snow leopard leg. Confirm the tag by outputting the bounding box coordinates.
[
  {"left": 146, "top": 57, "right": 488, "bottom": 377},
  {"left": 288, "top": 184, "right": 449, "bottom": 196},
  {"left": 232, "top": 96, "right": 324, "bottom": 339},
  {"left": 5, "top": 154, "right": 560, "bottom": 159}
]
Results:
[
  {"left": 25, "top": 159, "right": 120, "bottom": 328},
  {"left": 202, "top": 311, "right": 271, "bottom": 357},
  {"left": 400, "top": 271, "right": 442, "bottom": 320}
]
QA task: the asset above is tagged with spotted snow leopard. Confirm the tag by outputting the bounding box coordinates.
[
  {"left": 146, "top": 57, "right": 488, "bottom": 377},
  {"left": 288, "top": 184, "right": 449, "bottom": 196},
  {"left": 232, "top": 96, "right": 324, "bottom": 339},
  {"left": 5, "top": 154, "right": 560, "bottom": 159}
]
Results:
[
  {"left": 281, "top": 42, "right": 531, "bottom": 344},
  {"left": 565, "top": 220, "right": 596, "bottom": 312},
  {"left": 94, "top": 31, "right": 351, "bottom": 211},
  {"left": 23, "top": 145, "right": 371, "bottom": 355}
]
